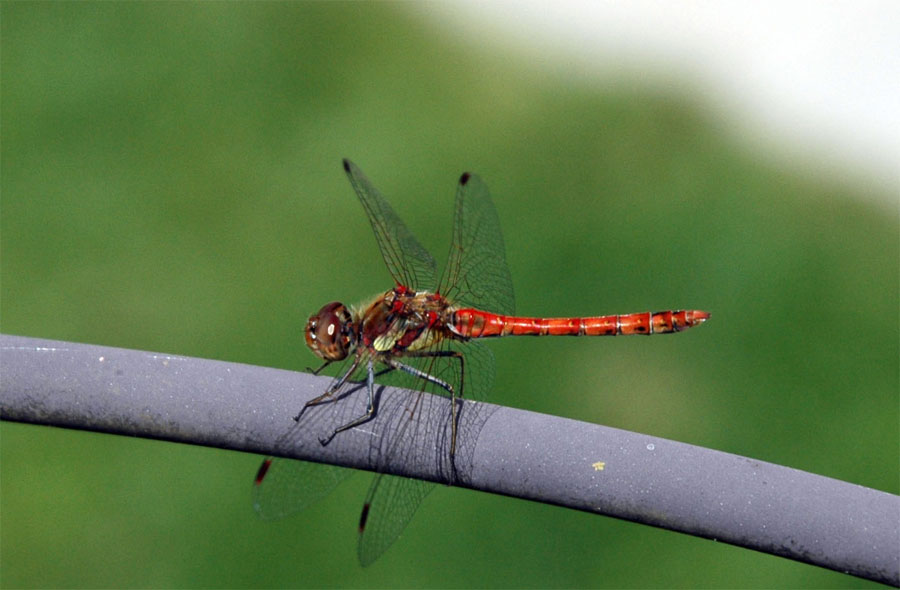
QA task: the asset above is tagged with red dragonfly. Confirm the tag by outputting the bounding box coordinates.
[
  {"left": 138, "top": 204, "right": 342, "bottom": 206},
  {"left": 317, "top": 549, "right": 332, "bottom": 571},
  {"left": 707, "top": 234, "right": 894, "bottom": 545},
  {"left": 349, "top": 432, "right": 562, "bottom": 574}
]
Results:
[{"left": 254, "top": 159, "right": 709, "bottom": 565}]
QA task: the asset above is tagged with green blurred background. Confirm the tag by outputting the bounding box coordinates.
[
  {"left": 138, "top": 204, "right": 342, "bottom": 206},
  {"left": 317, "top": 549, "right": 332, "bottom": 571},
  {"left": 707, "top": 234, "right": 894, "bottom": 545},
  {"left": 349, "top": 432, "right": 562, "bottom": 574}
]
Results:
[{"left": 1, "top": 3, "right": 896, "bottom": 588}]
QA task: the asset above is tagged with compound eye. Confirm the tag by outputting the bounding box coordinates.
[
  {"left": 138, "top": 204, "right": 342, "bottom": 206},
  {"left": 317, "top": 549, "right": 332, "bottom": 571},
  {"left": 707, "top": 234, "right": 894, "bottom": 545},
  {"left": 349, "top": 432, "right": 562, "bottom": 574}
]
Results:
[{"left": 305, "top": 302, "right": 353, "bottom": 361}]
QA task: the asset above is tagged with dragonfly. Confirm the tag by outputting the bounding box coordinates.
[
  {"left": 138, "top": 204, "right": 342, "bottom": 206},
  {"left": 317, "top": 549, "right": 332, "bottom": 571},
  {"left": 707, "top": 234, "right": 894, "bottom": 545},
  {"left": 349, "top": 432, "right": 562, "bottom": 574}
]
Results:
[{"left": 253, "top": 159, "right": 709, "bottom": 565}]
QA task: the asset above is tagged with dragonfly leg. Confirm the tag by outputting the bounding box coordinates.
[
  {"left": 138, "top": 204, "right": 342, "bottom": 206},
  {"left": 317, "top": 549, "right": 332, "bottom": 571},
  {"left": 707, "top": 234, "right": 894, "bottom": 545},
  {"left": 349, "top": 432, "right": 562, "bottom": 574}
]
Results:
[
  {"left": 307, "top": 360, "right": 331, "bottom": 375},
  {"left": 389, "top": 351, "right": 465, "bottom": 461},
  {"left": 319, "top": 358, "right": 378, "bottom": 446},
  {"left": 294, "top": 355, "right": 362, "bottom": 422}
]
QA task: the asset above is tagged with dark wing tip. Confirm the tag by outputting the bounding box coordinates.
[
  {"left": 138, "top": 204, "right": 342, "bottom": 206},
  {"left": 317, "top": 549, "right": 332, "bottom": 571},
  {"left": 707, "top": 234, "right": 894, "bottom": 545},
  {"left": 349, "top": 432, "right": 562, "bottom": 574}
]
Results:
[
  {"left": 254, "top": 458, "right": 272, "bottom": 486},
  {"left": 358, "top": 502, "right": 371, "bottom": 533},
  {"left": 342, "top": 158, "right": 352, "bottom": 173},
  {"left": 459, "top": 172, "right": 471, "bottom": 185}
]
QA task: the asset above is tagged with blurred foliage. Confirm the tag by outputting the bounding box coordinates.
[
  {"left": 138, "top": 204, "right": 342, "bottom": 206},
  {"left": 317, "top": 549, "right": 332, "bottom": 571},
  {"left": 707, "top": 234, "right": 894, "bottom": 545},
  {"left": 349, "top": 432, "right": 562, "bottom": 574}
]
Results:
[{"left": 1, "top": 3, "right": 896, "bottom": 589}]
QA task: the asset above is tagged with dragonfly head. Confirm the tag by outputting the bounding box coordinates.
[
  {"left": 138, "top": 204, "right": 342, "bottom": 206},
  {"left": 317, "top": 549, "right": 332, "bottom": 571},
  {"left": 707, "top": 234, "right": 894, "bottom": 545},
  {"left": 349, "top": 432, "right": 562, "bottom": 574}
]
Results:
[{"left": 305, "top": 301, "right": 356, "bottom": 361}]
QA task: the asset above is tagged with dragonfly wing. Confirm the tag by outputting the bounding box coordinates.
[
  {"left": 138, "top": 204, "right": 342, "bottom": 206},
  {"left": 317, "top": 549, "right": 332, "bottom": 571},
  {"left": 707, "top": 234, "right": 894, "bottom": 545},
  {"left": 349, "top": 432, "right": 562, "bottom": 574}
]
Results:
[
  {"left": 357, "top": 474, "right": 433, "bottom": 567},
  {"left": 439, "top": 171, "right": 515, "bottom": 315},
  {"left": 253, "top": 456, "right": 353, "bottom": 520},
  {"left": 252, "top": 355, "right": 366, "bottom": 521},
  {"left": 349, "top": 339, "right": 496, "bottom": 564},
  {"left": 352, "top": 172, "right": 512, "bottom": 564},
  {"left": 265, "top": 164, "right": 507, "bottom": 565},
  {"left": 342, "top": 159, "right": 437, "bottom": 290}
]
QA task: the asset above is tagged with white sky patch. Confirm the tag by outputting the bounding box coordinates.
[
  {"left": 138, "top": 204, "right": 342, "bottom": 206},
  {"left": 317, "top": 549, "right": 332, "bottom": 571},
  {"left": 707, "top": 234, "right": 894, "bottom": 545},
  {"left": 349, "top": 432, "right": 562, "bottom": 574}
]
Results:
[{"left": 419, "top": 1, "right": 899, "bottom": 206}]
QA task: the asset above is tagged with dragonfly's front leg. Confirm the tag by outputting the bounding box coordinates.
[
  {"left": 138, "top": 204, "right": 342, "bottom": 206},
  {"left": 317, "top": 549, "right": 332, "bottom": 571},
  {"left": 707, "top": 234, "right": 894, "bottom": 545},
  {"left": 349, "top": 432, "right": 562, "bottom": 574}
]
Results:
[
  {"left": 319, "top": 358, "right": 379, "bottom": 446},
  {"left": 294, "top": 355, "right": 362, "bottom": 422}
]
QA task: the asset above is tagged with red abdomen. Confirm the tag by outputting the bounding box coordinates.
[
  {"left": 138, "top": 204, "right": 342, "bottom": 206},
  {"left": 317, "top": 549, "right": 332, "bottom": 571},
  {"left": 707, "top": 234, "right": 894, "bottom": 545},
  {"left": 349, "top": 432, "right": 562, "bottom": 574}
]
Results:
[{"left": 450, "top": 309, "right": 709, "bottom": 338}]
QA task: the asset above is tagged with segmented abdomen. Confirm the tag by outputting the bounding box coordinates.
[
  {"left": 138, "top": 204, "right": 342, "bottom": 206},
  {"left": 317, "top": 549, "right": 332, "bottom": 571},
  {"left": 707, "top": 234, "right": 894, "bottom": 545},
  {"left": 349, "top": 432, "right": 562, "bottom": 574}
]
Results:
[{"left": 450, "top": 309, "right": 709, "bottom": 338}]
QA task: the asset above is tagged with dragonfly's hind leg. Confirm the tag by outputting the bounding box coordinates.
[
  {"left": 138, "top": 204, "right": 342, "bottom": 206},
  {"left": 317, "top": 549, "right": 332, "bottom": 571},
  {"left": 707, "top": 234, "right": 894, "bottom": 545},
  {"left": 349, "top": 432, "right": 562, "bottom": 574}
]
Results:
[{"left": 389, "top": 351, "right": 465, "bottom": 461}]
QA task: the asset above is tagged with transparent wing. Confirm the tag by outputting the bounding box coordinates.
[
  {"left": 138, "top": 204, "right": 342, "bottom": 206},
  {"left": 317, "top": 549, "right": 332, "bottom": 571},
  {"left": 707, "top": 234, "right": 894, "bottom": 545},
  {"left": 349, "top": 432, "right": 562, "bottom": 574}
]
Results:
[
  {"left": 252, "top": 456, "right": 353, "bottom": 520},
  {"left": 356, "top": 474, "right": 430, "bottom": 567},
  {"left": 256, "top": 166, "right": 503, "bottom": 566},
  {"left": 342, "top": 159, "right": 438, "bottom": 290},
  {"left": 353, "top": 339, "right": 495, "bottom": 564},
  {"left": 251, "top": 352, "right": 374, "bottom": 523},
  {"left": 438, "top": 171, "right": 515, "bottom": 315},
  {"left": 254, "top": 330, "right": 498, "bottom": 566}
]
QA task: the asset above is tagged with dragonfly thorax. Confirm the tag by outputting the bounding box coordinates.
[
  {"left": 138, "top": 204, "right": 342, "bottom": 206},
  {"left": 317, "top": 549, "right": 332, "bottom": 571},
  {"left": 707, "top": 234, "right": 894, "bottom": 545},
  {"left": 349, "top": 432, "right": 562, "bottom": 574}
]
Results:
[{"left": 305, "top": 301, "right": 358, "bottom": 361}]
